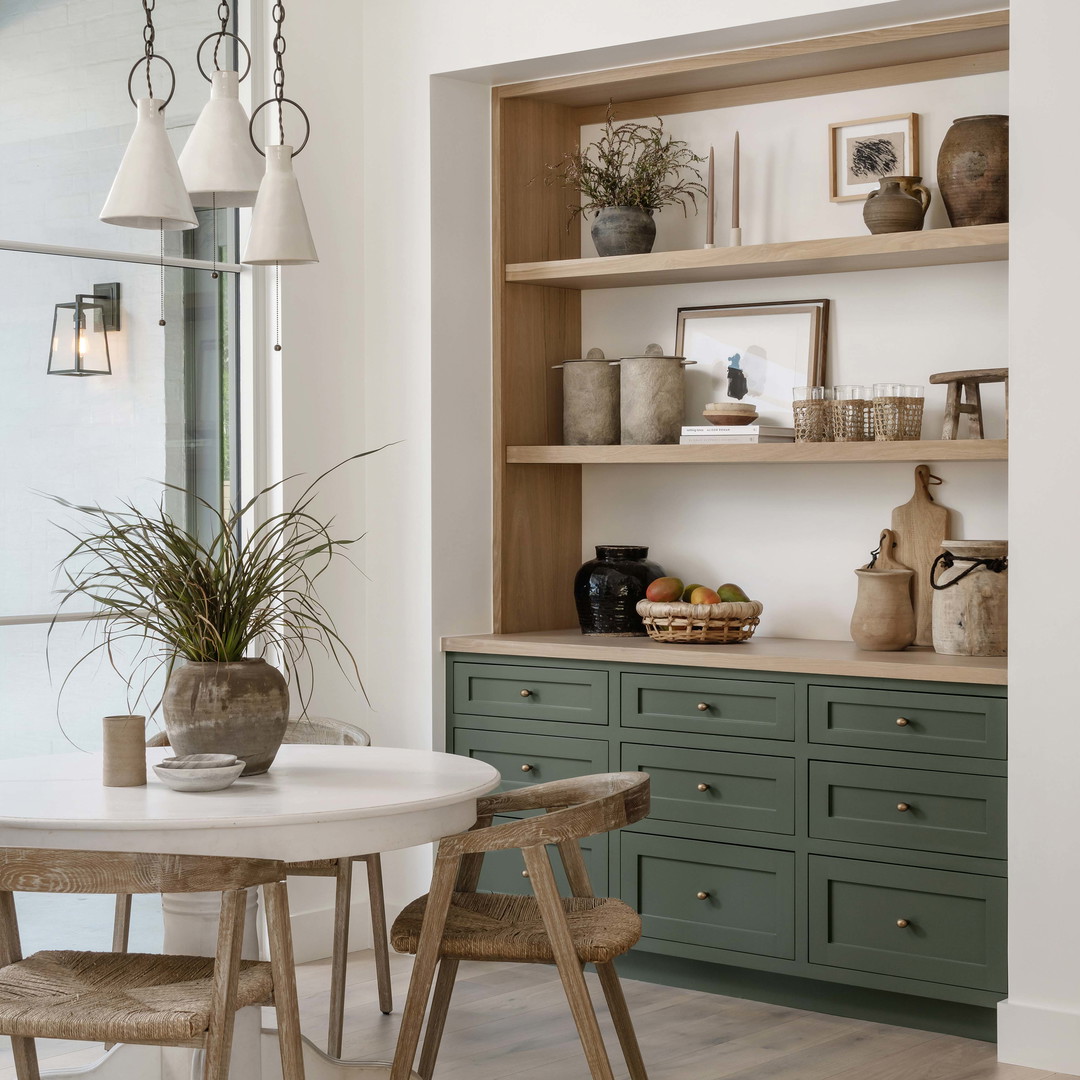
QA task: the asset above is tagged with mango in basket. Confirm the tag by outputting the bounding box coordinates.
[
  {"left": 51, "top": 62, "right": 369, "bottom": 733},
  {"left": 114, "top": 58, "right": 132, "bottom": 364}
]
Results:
[
  {"left": 646, "top": 576, "right": 683, "bottom": 602},
  {"left": 680, "top": 583, "right": 705, "bottom": 602},
  {"left": 718, "top": 583, "right": 750, "bottom": 603},
  {"left": 689, "top": 586, "right": 721, "bottom": 604}
]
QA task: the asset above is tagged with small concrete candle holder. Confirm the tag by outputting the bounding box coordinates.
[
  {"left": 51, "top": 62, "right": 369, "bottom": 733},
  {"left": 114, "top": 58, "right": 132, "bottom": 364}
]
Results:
[{"left": 102, "top": 715, "right": 147, "bottom": 787}]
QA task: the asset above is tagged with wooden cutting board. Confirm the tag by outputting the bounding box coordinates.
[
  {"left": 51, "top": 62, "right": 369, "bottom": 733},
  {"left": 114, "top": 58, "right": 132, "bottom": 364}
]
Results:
[
  {"left": 891, "top": 465, "right": 952, "bottom": 647},
  {"left": 874, "top": 528, "right": 910, "bottom": 571}
]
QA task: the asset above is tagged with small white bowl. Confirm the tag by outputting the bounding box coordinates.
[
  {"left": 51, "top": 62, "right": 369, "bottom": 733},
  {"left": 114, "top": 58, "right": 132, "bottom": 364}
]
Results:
[
  {"left": 158, "top": 753, "right": 238, "bottom": 770},
  {"left": 153, "top": 761, "right": 245, "bottom": 792}
]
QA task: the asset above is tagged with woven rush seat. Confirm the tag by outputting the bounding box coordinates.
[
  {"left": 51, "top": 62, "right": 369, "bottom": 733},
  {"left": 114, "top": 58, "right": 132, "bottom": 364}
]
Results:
[
  {"left": 392, "top": 891, "right": 641, "bottom": 964},
  {"left": 0, "top": 950, "right": 274, "bottom": 1043}
]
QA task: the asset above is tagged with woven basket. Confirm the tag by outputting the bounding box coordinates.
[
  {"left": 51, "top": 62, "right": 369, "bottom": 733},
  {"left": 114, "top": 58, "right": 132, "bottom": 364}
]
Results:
[{"left": 636, "top": 599, "right": 763, "bottom": 644}]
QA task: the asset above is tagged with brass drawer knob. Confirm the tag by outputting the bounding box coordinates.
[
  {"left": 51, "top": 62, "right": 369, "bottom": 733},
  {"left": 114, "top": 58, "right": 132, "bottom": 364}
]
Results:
[
  {"left": 896, "top": 918, "right": 910, "bottom": 928},
  {"left": 520, "top": 689, "right": 532, "bottom": 697},
  {"left": 521, "top": 870, "right": 530, "bottom": 878},
  {"left": 896, "top": 802, "right": 911, "bottom": 812},
  {"left": 520, "top": 763, "right": 533, "bottom": 772},
  {"left": 697, "top": 783, "right": 710, "bottom": 792},
  {"left": 696, "top": 702, "right": 710, "bottom": 711},
  {"left": 696, "top": 891, "right": 710, "bottom": 901},
  {"left": 895, "top": 717, "right": 910, "bottom": 727}
]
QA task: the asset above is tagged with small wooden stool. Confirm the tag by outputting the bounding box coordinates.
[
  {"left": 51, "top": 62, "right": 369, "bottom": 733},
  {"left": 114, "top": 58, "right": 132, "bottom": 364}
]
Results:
[{"left": 929, "top": 367, "right": 1008, "bottom": 439}]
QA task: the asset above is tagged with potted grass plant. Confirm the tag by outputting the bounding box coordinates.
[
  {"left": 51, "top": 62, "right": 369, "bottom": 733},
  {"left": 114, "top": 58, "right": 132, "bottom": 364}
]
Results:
[
  {"left": 49, "top": 452, "right": 375, "bottom": 775},
  {"left": 545, "top": 105, "right": 707, "bottom": 256}
]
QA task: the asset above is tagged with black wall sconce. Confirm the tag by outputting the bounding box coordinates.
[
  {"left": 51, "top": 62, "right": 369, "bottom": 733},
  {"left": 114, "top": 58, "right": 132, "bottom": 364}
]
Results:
[{"left": 47, "top": 283, "right": 121, "bottom": 377}]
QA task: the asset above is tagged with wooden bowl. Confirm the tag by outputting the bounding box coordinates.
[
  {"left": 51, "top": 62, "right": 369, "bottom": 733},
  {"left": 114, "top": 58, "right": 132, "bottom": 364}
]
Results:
[{"left": 703, "top": 402, "right": 759, "bottom": 426}]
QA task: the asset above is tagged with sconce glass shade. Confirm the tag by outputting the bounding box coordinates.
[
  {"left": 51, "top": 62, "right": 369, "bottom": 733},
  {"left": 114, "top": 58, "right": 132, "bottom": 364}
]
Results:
[
  {"left": 100, "top": 98, "right": 198, "bottom": 230},
  {"left": 178, "top": 71, "right": 264, "bottom": 208},
  {"left": 242, "top": 145, "right": 319, "bottom": 264},
  {"left": 48, "top": 296, "right": 113, "bottom": 377}
]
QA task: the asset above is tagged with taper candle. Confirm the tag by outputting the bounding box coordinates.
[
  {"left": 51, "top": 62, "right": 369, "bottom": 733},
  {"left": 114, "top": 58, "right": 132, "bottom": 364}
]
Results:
[
  {"left": 731, "top": 131, "right": 740, "bottom": 229},
  {"left": 705, "top": 146, "right": 715, "bottom": 247}
]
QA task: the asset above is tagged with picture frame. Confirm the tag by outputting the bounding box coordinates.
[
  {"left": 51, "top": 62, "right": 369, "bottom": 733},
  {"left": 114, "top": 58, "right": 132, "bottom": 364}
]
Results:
[
  {"left": 674, "top": 299, "right": 830, "bottom": 428},
  {"left": 829, "top": 113, "right": 919, "bottom": 202}
]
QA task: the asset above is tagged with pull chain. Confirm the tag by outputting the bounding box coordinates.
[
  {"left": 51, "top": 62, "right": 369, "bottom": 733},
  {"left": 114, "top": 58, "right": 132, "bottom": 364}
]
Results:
[
  {"left": 274, "top": 263, "right": 282, "bottom": 352},
  {"left": 211, "top": 192, "right": 219, "bottom": 279},
  {"left": 158, "top": 222, "right": 166, "bottom": 326}
]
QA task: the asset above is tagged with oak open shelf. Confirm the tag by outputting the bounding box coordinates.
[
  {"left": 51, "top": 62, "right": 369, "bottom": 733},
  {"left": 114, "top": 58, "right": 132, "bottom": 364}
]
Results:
[
  {"left": 505, "top": 224, "right": 1008, "bottom": 290},
  {"left": 506, "top": 440, "right": 1008, "bottom": 465}
]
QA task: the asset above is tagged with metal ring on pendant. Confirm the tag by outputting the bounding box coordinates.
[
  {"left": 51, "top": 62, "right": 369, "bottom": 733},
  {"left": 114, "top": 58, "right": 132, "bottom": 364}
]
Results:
[
  {"left": 195, "top": 31, "right": 253, "bottom": 83},
  {"left": 126, "top": 55, "right": 177, "bottom": 111},
  {"left": 248, "top": 97, "right": 311, "bottom": 157}
]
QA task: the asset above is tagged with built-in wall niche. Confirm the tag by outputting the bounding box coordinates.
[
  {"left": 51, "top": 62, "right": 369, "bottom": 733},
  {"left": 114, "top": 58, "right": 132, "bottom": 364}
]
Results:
[{"left": 491, "top": 12, "right": 1010, "bottom": 636}]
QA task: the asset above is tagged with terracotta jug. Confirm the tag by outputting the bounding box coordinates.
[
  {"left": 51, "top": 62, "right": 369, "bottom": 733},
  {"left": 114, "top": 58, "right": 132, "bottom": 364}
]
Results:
[
  {"left": 937, "top": 115, "right": 1009, "bottom": 227},
  {"left": 850, "top": 568, "right": 916, "bottom": 652},
  {"left": 863, "top": 175, "right": 931, "bottom": 234}
]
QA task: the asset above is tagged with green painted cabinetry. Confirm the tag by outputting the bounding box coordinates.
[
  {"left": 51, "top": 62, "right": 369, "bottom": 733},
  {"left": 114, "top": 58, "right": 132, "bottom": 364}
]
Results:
[{"left": 446, "top": 651, "right": 1007, "bottom": 1021}]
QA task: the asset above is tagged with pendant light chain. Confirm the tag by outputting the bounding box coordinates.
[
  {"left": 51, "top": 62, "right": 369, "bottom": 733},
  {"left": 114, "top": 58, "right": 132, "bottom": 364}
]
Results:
[
  {"left": 274, "top": 263, "right": 282, "bottom": 352},
  {"left": 272, "top": 3, "right": 286, "bottom": 145},
  {"left": 213, "top": 0, "right": 230, "bottom": 70},
  {"left": 158, "top": 223, "right": 167, "bottom": 327},
  {"left": 141, "top": 0, "right": 158, "bottom": 98}
]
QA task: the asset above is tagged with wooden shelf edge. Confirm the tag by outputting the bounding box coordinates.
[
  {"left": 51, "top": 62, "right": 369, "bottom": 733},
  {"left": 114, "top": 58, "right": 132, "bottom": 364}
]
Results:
[
  {"left": 442, "top": 631, "right": 1007, "bottom": 686},
  {"left": 506, "top": 440, "right": 1008, "bottom": 465},
  {"left": 506, "top": 224, "right": 1008, "bottom": 290}
]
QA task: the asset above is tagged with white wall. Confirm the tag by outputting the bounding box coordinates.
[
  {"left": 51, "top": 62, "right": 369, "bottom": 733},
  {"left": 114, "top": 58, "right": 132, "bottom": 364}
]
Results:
[
  {"left": 281, "top": 3, "right": 1080, "bottom": 1070},
  {"left": 997, "top": 0, "right": 1080, "bottom": 1072}
]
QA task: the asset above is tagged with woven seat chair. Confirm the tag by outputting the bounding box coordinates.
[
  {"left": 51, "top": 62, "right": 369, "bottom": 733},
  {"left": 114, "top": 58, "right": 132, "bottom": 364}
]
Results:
[
  {"left": 118, "top": 717, "right": 391, "bottom": 1057},
  {"left": 388, "top": 772, "right": 650, "bottom": 1080},
  {"left": 0, "top": 847, "right": 304, "bottom": 1080}
]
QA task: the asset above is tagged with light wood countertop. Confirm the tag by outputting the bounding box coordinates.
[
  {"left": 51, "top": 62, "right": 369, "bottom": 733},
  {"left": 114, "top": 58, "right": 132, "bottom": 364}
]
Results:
[{"left": 441, "top": 630, "right": 1006, "bottom": 686}]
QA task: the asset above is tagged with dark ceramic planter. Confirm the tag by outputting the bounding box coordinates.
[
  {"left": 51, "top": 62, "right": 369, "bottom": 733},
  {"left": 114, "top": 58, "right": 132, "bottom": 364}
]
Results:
[
  {"left": 162, "top": 658, "right": 289, "bottom": 775},
  {"left": 590, "top": 206, "right": 656, "bottom": 257},
  {"left": 937, "top": 115, "right": 1009, "bottom": 227},
  {"left": 574, "top": 545, "right": 665, "bottom": 636}
]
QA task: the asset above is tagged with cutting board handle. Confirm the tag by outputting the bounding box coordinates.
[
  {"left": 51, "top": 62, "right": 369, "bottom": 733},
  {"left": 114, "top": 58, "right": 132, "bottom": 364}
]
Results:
[{"left": 915, "top": 464, "right": 944, "bottom": 501}]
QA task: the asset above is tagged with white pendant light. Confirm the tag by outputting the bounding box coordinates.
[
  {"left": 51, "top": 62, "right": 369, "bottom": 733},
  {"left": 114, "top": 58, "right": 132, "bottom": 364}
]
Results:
[
  {"left": 100, "top": 96, "right": 198, "bottom": 230},
  {"left": 242, "top": 144, "right": 318, "bottom": 264}
]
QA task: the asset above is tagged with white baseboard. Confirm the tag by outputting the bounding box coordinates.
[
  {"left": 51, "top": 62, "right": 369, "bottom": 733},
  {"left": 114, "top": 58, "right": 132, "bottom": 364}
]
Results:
[
  {"left": 998, "top": 999, "right": 1080, "bottom": 1074},
  {"left": 286, "top": 897, "right": 406, "bottom": 965}
]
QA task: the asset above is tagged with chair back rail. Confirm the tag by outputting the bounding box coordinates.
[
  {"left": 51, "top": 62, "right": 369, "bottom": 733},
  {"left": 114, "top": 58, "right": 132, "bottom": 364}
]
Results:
[
  {"left": 0, "top": 848, "right": 285, "bottom": 894},
  {"left": 440, "top": 772, "right": 649, "bottom": 856}
]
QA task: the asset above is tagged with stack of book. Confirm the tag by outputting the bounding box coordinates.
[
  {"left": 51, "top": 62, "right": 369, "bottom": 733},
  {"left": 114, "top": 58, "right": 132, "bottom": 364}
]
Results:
[{"left": 679, "top": 424, "right": 796, "bottom": 445}]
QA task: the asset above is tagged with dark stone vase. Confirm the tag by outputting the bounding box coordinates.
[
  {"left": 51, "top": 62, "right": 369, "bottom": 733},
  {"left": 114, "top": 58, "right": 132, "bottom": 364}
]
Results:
[
  {"left": 863, "top": 175, "right": 931, "bottom": 234},
  {"left": 590, "top": 206, "right": 656, "bottom": 257},
  {"left": 937, "top": 115, "right": 1009, "bottom": 227},
  {"left": 162, "top": 658, "right": 289, "bottom": 775},
  {"left": 574, "top": 545, "right": 664, "bottom": 636}
]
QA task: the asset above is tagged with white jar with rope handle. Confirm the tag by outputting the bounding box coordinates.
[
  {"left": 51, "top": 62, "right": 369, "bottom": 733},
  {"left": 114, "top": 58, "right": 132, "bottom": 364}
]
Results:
[{"left": 931, "top": 540, "right": 1008, "bottom": 656}]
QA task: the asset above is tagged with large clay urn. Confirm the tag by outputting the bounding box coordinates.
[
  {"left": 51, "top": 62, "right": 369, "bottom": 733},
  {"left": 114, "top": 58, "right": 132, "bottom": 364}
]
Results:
[
  {"left": 162, "top": 658, "right": 289, "bottom": 775},
  {"left": 850, "top": 569, "right": 916, "bottom": 652},
  {"left": 863, "top": 176, "right": 931, "bottom": 234},
  {"left": 936, "top": 115, "right": 1009, "bottom": 227}
]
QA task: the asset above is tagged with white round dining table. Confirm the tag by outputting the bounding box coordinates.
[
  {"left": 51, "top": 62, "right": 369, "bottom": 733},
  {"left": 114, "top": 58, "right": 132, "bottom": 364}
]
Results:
[{"left": 0, "top": 745, "right": 501, "bottom": 1080}]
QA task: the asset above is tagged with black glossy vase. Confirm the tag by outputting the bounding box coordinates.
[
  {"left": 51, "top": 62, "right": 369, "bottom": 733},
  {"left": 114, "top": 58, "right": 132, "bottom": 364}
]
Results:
[{"left": 574, "top": 545, "right": 664, "bottom": 636}]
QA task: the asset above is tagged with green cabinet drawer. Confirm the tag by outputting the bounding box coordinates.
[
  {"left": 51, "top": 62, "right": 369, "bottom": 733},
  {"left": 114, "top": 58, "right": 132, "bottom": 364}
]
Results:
[
  {"left": 622, "top": 743, "right": 794, "bottom": 835},
  {"left": 621, "top": 673, "right": 795, "bottom": 741},
  {"left": 453, "top": 662, "right": 608, "bottom": 725},
  {"left": 476, "top": 816, "right": 608, "bottom": 896},
  {"left": 809, "top": 762, "right": 1006, "bottom": 859},
  {"left": 623, "top": 833, "right": 795, "bottom": 959},
  {"left": 452, "top": 727, "right": 608, "bottom": 792},
  {"left": 808, "top": 685, "right": 1005, "bottom": 759},
  {"left": 809, "top": 856, "right": 1006, "bottom": 992}
]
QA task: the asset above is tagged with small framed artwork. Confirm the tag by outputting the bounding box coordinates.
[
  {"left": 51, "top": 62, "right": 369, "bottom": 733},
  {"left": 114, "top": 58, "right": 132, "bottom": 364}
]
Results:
[
  {"left": 675, "top": 299, "right": 830, "bottom": 427},
  {"left": 829, "top": 113, "right": 919, "bottom": 202}
]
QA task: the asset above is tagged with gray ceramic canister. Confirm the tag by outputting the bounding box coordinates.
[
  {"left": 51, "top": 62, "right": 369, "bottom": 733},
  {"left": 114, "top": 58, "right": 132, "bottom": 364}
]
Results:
[
  {"left": 553, "top": 347, "right": 620, "bottom": 445},
  {"left": 616, "top": 343, "right": 696, "bottom": 445}
]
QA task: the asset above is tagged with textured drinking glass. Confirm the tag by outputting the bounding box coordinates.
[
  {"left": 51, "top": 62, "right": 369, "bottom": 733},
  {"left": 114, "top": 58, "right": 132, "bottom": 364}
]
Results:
[
  {"left": 793, "top": 386, "right": 833, "bottom": 442},
  {"left": 830, "top": 385, "right": 873, "bottom": 441},
  {"left": 873, "top": 383, "right": 924, "bottom": 441}
]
